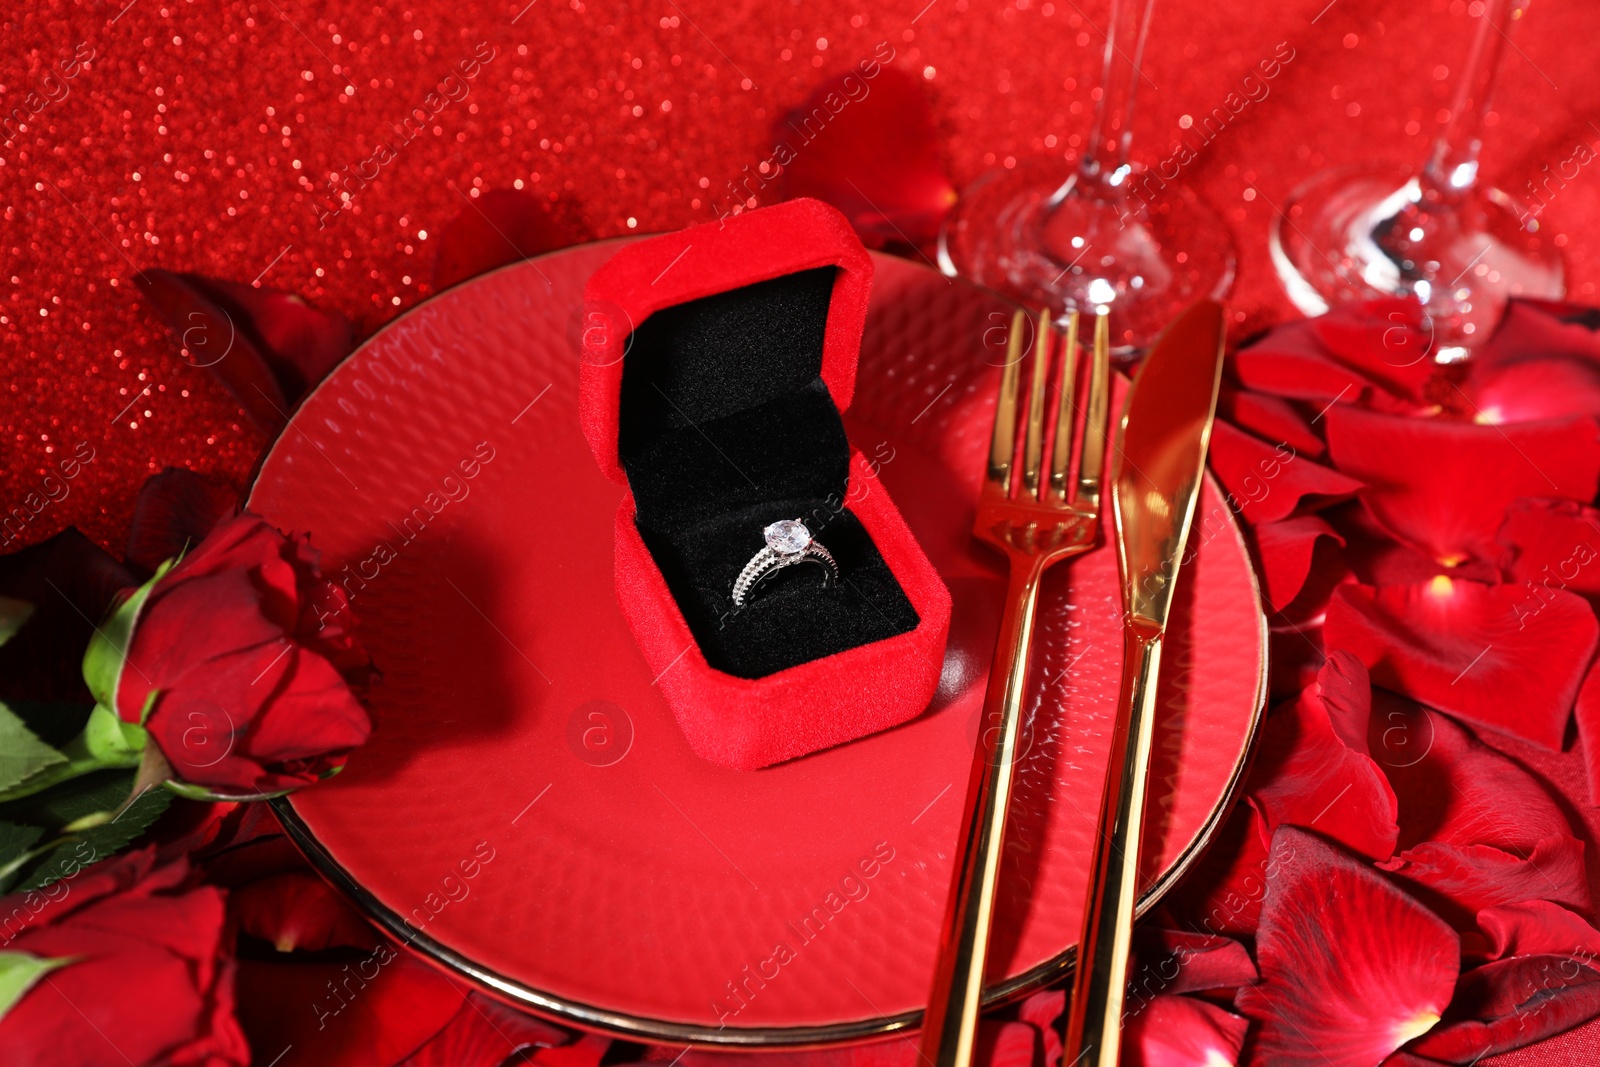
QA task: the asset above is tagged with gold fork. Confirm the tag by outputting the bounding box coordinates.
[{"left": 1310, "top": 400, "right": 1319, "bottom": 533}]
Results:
[{"left": 919, "top": 307, "right": 1111, "bottom": 1067}]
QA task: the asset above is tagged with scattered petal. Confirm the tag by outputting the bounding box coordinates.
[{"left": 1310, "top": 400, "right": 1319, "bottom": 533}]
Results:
[
  {"left": 229, "top": 871, "right": 379, "bottom": 952},
  {"left": 1310, "top": 298, "right": 1439, "bottom": 404},
  {"left": 1326, "top": 580, "right": 1597, "bottom": 749},
  {"left": 135, "top": 270, "right": 354, "bottom": 431},
  {"left": 235, "top": 948, "right": 464, "bottom": 1067},
  {"left": 775, "top": 69, "right": 956, "bottom": 249},
  {"left": 1209, "top": 420, "right": 1362, "bottom": 524},
  {"left": 1496, "top": 498, "right": 1600, "bottom": 596},
  {"left": 1231, "top": 319, "right": 1393, "bottom": 408},
  {"left": 400, "top": 993, "right": 573, "bottom": 1067},
  {"left": 1125, "top": 995, "right": 1248, "bottom": 1067},
  {"left": 1218, "top": 384, "right": 1326, "bottom": 458},
  {"left": 1248, "top": 652, "right": 1400, "bottom": 861},
  {"left": 1131, "top": 928, "right": 1257, "bottom": 1001},
  {"left": 1408, "top": 955, "right": 1600, "bottom": 1062},
  {"left": 1478, "top": 901, "right": 1600, "bottom": 961},
  {"left": 1373, "top": 696, "right": 1591, "bottom": 921},
  {"left": 1324, "top": 404, "right": 1600, "bottom": 566},
  {"left": 124, "top": 468, "right": 239, "bottom": 575},
  {"left": 432, "top": 188, "right": 588, "bottom": 292},
  {"left": 1234, "top": 828, "right": 1458, "bottom": 1067},
  {"left": 1253, "top": 515, "right": 1346, "bottom": 613}
]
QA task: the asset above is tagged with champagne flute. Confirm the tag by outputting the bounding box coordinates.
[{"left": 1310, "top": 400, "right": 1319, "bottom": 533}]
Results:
[
  {"left": 1270, "top": 0, "right": 1563, "bottom": 362},
  {"left": 937, "top": 0, "right": 1236, "bottom": 355}
]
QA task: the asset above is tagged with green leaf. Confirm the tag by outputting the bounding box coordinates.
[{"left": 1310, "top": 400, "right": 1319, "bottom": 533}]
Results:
[
  {"left": 81, "top": 559, "right": 172, "bottom": 713},
  {"left": 0, "top": 703, "right": 67, "bottom": 797},
  {"left": 0, "top": 595, "right": 31, "bottom": 648},
  {"left": 0, "top": 951, "right": 74, "bottom": 1022},
  {"left": 0, "top": 706, "right": 144, "bottom": 805},
  {"left": 19, "top": 792, "right": 170, "bottom": 892},
  {"left": 4, "top": 702, "right": 94, "bottom": 750},
  {"left": 1, "top": 771, "right": 171, "bottom": 893},
  {"left": 0, "top": 820, "right": 43, "bottom": 871}
]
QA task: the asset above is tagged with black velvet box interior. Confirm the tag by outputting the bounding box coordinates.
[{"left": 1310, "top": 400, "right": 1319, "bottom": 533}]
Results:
[{"left": 617, "top": 266, "right": 919, "bottom": 678}]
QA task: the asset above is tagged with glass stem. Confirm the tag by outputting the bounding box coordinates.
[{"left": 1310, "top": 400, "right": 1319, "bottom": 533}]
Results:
[
  {"left": 1049, "top": 0, "right": 1152, "bottom": 206},
  {"left": 1419, "top": 0, "right": 1530, "bottom": 207},
  {"left": 1058, "top": 0, "right": 1157, "bottom": 203}
]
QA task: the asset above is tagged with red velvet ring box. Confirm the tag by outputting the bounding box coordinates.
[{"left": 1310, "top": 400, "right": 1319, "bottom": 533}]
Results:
[{"left": 579, "top": 198, "right": 952, "bottom": 770}]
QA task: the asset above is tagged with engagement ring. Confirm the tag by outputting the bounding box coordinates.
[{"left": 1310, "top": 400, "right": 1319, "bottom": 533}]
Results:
[{"left": 731, "top": 519, "right": 838, "bottom": 608}]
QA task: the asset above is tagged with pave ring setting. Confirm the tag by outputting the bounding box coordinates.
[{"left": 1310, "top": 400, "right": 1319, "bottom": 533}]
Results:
[{"left": 731, "top": 519, "right": 838, "bottom": 608}]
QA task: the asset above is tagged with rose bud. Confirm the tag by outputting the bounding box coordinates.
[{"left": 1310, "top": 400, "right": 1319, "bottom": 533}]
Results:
[{"left": 89, "top": 513, "right": 372, "bottom": 799}]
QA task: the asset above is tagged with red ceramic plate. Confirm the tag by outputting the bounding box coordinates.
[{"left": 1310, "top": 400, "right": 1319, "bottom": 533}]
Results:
[{"left": 253, "top": 243, "right": 1266, "bottom": 1047}]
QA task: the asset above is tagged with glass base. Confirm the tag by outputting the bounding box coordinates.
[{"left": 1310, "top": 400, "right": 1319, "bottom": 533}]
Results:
[
  {"left": 938, "top": 158, "right": 1236, "bottom": 356},
  {"left": 1270, "top": 161, "right": 1564, "bottom": 360}
]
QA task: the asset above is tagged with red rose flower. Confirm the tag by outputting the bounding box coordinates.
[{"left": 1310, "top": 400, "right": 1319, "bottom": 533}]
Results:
[
  {"left": 114, "top": 512, "right": 372, "bottom": 796},
  {"left": 0, "top": 849, "right": 247, "bottom": 1067}
]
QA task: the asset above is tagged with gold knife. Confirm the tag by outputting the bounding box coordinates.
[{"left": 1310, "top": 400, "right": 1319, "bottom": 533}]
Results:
[{"left": 1061, "top": 299, "right": 1227, "bottom": 1067}]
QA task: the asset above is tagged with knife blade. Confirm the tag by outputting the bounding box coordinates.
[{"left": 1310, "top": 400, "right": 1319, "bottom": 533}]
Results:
[{"left": 1061, "top": 299, "right": 1228, "bottom": 1067}]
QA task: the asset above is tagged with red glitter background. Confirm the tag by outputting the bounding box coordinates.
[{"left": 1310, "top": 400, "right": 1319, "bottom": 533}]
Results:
[{"left": 3, "top": 0, "right": 1599, "bottom": 550}]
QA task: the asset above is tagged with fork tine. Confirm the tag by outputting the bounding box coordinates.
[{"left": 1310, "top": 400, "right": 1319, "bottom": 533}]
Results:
[
  {"left": 987, "top": 309, "right": 1027, "bottom": 494},
  {"left": 1072, "top": 309, "right": 1112, "bottom": 510},
  {"left": 1048, "top": 311, "right": 1081, "bottom": 503},
  {"left": 1021, "top": 309, "right": 1053, "bottom": 499}
]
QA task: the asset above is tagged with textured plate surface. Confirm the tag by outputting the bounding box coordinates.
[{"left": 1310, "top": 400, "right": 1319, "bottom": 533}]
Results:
[{"left": 252, "top": 243, "right": 1266, "bottom": 1045}]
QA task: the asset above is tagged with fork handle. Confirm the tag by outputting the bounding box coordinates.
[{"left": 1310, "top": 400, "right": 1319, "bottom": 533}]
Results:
[
  {"left": 918, "top": 554, "right": 1048, "bottom": 1067},
  {"left": 1062, "top": 622, "right": 1165, "bottom": 1067}
]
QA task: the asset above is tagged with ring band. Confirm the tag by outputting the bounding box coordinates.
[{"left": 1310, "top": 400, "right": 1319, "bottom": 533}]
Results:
[{"left": 732, "top": 519, "right": 838, "bottom": 608}]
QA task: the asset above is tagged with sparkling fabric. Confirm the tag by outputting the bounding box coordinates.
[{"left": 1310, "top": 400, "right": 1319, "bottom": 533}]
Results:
[{"left": 3, "top": 0, "right": 1596, "bottom": 553}]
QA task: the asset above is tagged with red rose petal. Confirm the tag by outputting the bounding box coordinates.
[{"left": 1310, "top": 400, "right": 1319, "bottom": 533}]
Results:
[
  {"left": 1231, "top": 319, "right": 1392, "bottom": 407},
  {"left": 1381, "top": 837, "right": 1590, "bottom": 927},
  {"left": 235, "top": 949, "right": 464, "bottom": 1067},
  {"left": 1209, "top": 420, "right": 1362, "bottom": 525},
  {"left": 1310, "top": 298, "right": 1440, "bottom": 404},
  {"left": 1467, "top": 357, "right": 1600, "bottom": 426},
  {"left": 135, "top": 269, "right": 288, "bottom": 432},
  {"left": 1324, "top": 404, "right": 1600, "bottom": 566},
  {"left": 1408, "top": 955, "right": 1600, "bottom": 1062},
  {"left": 1578, "top": 660, "right": 1600, "bottom": 805},
  {"left": 1496, "top": 498, "right": 1600, "bottom": 596},
  {"left": 1325, "top": 579, "right": 1597, "bottom": 749},
  {"left": 124, "top": 467, "right": 239, "bottom": 574},
  {"left": 230, "top": 871, "right": 379, "bottom": 952},
  {"left": 147, "top": 642, "right": 370, "bottom": 793},
  {"left": 1130, "top": 928, "right": 1257, "bottom": 1003},
  {"left": 1164, "top": 805, "right": 1282, "bottom": 938},
  {"left": 1327, "top": 503, "right": 1498, "bottom": 588},
  {"left": 1249, "top": 651, "right": 1400, "bottom": 861},
  {"left": 1125, "top": 995, "right": 1248, "bottom": 1067},
  {"left": 1372, "top": 698, "right": 1591, "bottom": 921},
  {"left": 431, "top": 188, "right": 587, "bottom": 292},
  {"left": 135, "top": 270, "right": 354, "bottom": 429},
  {"left": 116, "top": 568, "right": 285, "bottom": 722},
  {"left": 1476, "top": 299, "right": 1600, "bottom": 368},
  {"left": 1018, "top": 988, "right": 1064, "bottom": 1067},
  {"left": 197, "top": 274, "right": 354, "bottom": 398},
  {"left": 1254, "top": 515, "right": 1346, "bottom": 613},
  {"left": 1478, "top": 901, "right": 1600, "bottom": 961},
  {"left": 1218, "top": 384, "right": 1326, "bottom": 458},
  {"left": 400, "top": 993, "right": 573, "bottom": 1067},
  {"left": 0, "top": 851, "right": 248, "bottom": 1067},
  {"left": 774, "top": 68, "right": 956, "bottom": 250},
  {"left": 1269, "top": 622, "right": 1326, "bottom": 701},
  {"left": 1234, "top": 827, "right": 1459, "bottom": 1067}
]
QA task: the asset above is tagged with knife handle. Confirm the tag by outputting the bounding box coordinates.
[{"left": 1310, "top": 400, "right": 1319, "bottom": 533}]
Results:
[
  {"left": 1062, "top": 622, "right": 1164, "bottom": 1067},
  {"left": 918, "top": 555, "right": 1046, "bottom": 1067}
]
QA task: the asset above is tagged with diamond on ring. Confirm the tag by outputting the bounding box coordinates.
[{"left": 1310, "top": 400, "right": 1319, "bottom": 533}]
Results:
[{"left": 732, "top": 519, "right": 839, "bottom": 609}]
